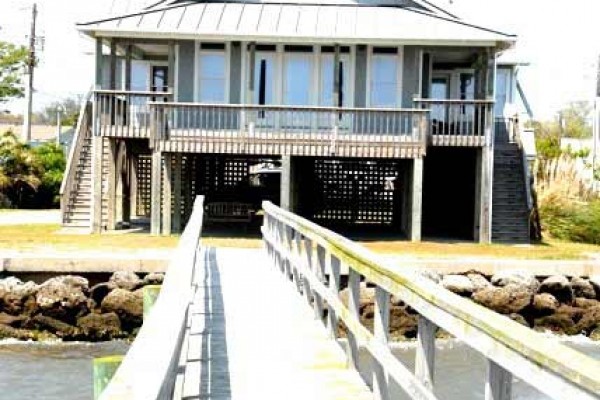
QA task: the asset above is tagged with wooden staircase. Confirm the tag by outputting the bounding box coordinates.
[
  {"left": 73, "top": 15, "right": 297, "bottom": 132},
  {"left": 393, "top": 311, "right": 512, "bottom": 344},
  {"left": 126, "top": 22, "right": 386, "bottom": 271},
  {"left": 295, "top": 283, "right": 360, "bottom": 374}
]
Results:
[
  {"left": 491, "top": 120, "right": 530, "bottom": 243},
  {"left": 60, "top": 96, "right": 94, "bottom": 230}
]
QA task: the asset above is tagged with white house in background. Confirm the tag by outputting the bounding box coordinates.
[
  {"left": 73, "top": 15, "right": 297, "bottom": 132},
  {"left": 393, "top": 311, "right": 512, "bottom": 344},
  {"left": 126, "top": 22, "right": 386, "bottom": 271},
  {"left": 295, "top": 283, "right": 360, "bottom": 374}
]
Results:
[{"left": 59, "top": 0, "right": 532, "bottom": 243}]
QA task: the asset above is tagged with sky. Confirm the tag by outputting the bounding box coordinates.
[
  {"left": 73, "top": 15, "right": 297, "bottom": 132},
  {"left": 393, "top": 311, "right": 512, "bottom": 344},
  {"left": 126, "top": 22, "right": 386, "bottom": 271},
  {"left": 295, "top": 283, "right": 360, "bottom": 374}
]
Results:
[{"left": 1, "top": 0, "right": 599, "bottom": 120}]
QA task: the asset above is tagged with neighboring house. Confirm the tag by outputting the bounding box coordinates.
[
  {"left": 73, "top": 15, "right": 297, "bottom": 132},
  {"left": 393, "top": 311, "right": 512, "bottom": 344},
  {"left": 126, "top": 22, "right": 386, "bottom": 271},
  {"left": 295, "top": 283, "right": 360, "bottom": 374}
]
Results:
[{"left": 61, "top": 0, "right": 532, "bottom": 243}]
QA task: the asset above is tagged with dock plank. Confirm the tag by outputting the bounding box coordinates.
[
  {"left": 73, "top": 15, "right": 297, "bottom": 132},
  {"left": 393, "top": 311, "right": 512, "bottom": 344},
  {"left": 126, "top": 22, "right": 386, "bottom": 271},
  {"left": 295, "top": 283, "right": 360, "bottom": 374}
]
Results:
[{"left": 175, "top": 247, "right": 372, "bottom": 400}]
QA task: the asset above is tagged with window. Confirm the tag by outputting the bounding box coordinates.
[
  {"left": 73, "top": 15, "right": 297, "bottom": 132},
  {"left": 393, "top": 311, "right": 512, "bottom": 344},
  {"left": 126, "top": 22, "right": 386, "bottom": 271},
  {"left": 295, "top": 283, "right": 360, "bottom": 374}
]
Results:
[
  {"left": 495, "top": 68, "right": 510, "bottom": 117},
  {"left": 320, "top": 55, "right": 349, "bottom": 107},
  {"left": 284, "top": 53, "right": 312, "bottom": 106},
  {"left": 370, "top": 53, "right": 398, "bottom": 107},
  {"left": 198, "top": 51, "right": 226, "bottom": 103}
]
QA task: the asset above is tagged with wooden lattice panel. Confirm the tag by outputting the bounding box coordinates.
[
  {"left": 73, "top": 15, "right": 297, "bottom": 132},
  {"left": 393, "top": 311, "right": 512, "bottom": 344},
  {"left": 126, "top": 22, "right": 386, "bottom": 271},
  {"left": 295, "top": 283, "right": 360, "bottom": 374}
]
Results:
[
  {"left": 136, "top": 155, "right": 152, "bottom": 217},
  {"left": 312, "top": 158, "right": 398, "bottom": 225}
]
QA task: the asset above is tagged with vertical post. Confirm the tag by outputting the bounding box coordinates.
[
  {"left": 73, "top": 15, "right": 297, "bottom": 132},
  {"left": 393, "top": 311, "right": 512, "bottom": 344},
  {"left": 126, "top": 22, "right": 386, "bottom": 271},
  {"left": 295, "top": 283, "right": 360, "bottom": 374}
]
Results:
[
  {"left": 415, "top": 317, "right": 436, "bottom": 391},
  {"left": 95, "top": 38, "right": 103, "bottom": 88},
  {"left": 485, "top": 360, "right": 512, "bottom": 400},
  {"left": 411, "top": 158, "right": 423, "bottom": 242},
  {"left": 280, "top": 155, "right": 292, "bottom": 210},
  {"left": 130, "top": 155, "right": 139, "bottom": 218},
  {"left": 109, "top": 39, "right": 117, "bottom": 90},
  {"left": 163, "top": 153, "right": 172, "bottom": 235},
  {"left": 302, "top": 238, "right": 314, "bottom": 307},
  {"left": 333, "top": 44, "right": 341, "bottom": 107},
  {"left": 150, "top": 150, "right": 162, "bottom": 235},
  {"left": 373, "top": 286, "right": 390, "bottom": 400},
  {"left": 106, "top": 139, "right": 118, "bottom": 230},
  {"left": 327, "top": 255, "right": 341, "bottom": 339},
  {"left": 248, "top": 42, "right": 256, "bottom": 103},
  {"left": 91, "top": 135, "right": 104, "bottom": 233},
  {"left": 346, "top": 268, "right": 360, "bottom": 369},
  {"left": 168, "top": 41, "right": 176, "bottom": 97},
  {"left": 314, "top": 246, "right": 326, "bottom": 320},
  {"left": 473, "top": 148, "right": 482, "bottom": 240},
  {"left": 479, "top": 144, "right": 492, "bottom": 243},
  {"left": 125, "top": 43, "right": 132, "bottom": 91},
  {"left": 173, "top": 153, "right": 182, "bottom": 232},
  {"left": 22, "top": 3, "right": 37, "bottom": 143},
  {"left": 114, "top": 142, "right": 125, "bottom": 227}
]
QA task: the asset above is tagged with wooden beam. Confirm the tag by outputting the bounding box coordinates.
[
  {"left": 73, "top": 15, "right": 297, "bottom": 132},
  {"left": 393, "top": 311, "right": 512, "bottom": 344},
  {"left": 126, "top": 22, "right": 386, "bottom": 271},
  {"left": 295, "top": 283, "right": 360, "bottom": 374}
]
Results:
[
  {"left": 167, "top": 41, "right": 176, "bottom": 94},
  {"left": 109, "top": 39, "right": 117, "bottom": 90},
  {"left": 172, "top": 153, "right": 182, "bottom": 232},
  {"left": 130, "top": 154, "right": 139, "bottom": 219},
  {"left": 248, "top": 42, "right": 256, "bottom": 103},
  {"left": 415, "top": 317, "right": 436, "bottom": 391},
  {"left": 125, "top": 43, "right": 132, "bottom": 91},
  {"left": 485, "top": 360, "right": 512, "bottom": 400},
  {"left": 150, "top": 150, "right": 162, "bottom": 235},
  {"left": 163, "top": 153, "right": 172, "bottom": 235},
  {"left": 333, "top": 44, "right": 340, "bottom": 107},
  {"left": 107, "top": 139, "right": 118, "bottom": 230},
  {"left": 91, "top": 136, "right": 104, "bottom": 233},
  {"left": 95, "top": 38, "right": 103, "bottom": 88},
  {"left": 373, "top": 286, "right": 390, "bottom": 400},
  {"left": 410, "top": 158, "right": 423, "bottom": 242}
]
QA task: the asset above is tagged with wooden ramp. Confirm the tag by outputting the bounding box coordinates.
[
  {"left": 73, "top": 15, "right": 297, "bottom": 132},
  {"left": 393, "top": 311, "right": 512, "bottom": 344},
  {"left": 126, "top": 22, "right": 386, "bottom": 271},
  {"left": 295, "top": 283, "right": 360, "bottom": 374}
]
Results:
[{"left": 173, "top": 247, "right": 372, "bottom": 400}]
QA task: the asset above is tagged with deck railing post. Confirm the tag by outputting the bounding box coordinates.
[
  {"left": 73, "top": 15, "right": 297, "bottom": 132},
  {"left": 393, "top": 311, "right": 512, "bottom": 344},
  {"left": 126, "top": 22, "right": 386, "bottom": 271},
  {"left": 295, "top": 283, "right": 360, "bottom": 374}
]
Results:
[
  {"left": 415, "top": 316, "right": 437, "bottom": 391},
  {"left": 346, "top": 268, "right": 361, "bottom": 369},
  {"left": 292, "top": 231, "right": 303, "bottom": 294},
  {"left": 314, "top": 246, "right": 326, "bottom": 320},
  {"left": 302, "top": 237, "right": 314, "bottom": 307},
  {"left": 485, "top": 360, "right": 512, "bottom": 400},
  {"left": 373, "top": 286, "right": 391, "bottom": 400},
  {"left": 327, "top": 254, "right": 341, "bottom": 339}
]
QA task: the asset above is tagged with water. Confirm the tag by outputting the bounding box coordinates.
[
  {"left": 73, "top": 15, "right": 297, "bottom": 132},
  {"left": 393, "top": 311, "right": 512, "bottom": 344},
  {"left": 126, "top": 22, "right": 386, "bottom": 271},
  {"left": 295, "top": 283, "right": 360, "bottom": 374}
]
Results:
[
  {"left": 0, "top": 341, "right": 129, "bottom": 400},
  {"left": 356, "top": 339, "right": 600, "bottom": 400},
  {"left": 0, "top": 339, "right": 597, "bottom": 399}
]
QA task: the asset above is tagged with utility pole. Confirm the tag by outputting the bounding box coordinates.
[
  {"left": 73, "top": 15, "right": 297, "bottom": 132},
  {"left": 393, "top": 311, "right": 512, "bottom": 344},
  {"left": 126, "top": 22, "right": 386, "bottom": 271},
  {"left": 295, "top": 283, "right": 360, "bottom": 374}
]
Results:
[{"left": 22, "top": 3, "right": 37, "bottom": 143}]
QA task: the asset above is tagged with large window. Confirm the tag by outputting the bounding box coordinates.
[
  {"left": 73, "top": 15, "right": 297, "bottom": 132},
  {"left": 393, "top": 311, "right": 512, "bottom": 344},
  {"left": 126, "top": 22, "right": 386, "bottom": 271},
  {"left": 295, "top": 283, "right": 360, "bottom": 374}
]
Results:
[
  {"left": 370, "top": 48, "right": 399, "bottom": 108},
  {"left": 320, "top": 55, "right": 350, "bottom": 107},
  {"left": 284, "top": 52, "right": 312, "bottom": 106},
  {"left": 495, "top": 68, "right": 511, "bottom": 117},
  {"left": 198, "top": 51, "right": 226, "bottom": 103}
]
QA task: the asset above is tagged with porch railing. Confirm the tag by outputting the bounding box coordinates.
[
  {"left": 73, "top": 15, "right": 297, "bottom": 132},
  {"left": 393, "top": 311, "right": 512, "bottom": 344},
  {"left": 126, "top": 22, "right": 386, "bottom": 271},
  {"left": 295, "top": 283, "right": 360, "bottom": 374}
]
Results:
[
  {"left": 149, "top": 102, "right": 429, "bottom": 156},
  {"left": 94, "top": 89, "right": 172, "bottom": 138},
  {"left": 414, "top": 98, "right": 495, "bottom": 146}
]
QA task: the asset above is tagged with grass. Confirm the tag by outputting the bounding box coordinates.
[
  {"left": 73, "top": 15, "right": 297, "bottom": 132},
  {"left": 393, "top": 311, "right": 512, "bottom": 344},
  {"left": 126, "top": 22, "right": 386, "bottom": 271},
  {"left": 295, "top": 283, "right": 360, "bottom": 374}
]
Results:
[{"left": 0, "top": 223, "right": 599, "bottom": 260}]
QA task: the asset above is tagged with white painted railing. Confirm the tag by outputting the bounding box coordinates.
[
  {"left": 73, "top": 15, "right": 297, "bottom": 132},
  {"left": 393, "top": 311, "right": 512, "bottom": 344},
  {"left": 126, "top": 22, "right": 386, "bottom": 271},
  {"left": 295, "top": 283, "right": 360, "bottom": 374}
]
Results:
[
  {"left": 94, "top": 89, "right": 172, "bottom": 138},
  {"left": 414, "top": 98, "right": 494, "bottom": 146},
  {"left": 99, "top": 196, "right": 204, "bottom": 400},
  {"left": 262, "top": 201, "right": 600, "bottom": 400}
]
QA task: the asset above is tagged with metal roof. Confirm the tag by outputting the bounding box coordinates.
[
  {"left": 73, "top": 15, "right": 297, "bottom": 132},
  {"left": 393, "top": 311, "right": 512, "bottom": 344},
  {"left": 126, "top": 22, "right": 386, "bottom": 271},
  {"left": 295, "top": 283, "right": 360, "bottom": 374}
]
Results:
[{"left": 79, "top": 2, "right": 515, "bottom": 46}]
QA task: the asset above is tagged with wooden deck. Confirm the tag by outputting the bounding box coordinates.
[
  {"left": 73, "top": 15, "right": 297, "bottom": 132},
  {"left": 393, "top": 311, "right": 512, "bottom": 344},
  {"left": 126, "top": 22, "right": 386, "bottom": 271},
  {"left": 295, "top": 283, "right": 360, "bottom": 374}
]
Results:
[{"left": 173, "top": 247, "right": 372, "bottom": 400}]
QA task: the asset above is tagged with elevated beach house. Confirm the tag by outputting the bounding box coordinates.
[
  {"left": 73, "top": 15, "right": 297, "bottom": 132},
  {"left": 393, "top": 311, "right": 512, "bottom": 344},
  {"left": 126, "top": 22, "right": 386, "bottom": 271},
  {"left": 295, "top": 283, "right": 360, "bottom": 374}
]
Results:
[{"left": 61, "top": 0, "right": 531, "bottom": 243}]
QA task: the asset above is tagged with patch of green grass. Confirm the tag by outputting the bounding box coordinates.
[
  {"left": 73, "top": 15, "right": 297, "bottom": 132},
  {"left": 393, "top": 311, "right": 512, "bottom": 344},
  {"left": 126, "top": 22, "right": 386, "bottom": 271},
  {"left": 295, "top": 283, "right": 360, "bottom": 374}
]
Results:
[{"left": 1, "top": 224, "right": 599, "bottom": 260}]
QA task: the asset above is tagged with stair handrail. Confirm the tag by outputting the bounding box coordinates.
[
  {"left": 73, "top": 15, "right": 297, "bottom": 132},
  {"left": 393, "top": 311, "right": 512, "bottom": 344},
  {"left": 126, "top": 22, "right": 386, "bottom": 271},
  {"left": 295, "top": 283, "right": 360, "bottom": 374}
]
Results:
[
  {"left": 513, "top": 117, "right": 534, "bottom": 212},
  {"left": 59, "top": 87, "right": 93, "bottom": 218}
]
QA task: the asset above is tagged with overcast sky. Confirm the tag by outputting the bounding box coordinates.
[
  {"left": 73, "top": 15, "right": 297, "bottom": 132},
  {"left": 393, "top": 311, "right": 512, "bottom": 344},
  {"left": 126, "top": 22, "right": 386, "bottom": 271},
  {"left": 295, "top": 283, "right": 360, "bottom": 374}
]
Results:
[{"left": 1, "top": 0, "right": 599, "bottom": 120}]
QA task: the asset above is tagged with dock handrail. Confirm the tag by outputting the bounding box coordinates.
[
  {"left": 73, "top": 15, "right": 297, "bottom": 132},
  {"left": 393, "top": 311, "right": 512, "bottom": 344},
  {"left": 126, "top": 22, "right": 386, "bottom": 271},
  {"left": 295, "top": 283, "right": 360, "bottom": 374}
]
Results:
[
  {"left": 99, "top": 196, "right": 205, "bottom": 400},
  {"left": 262, "top": 201, "right": 600, "bottom": 400},
  {"left": 59, "top": 88, "right": 93, "bottom": 219}
]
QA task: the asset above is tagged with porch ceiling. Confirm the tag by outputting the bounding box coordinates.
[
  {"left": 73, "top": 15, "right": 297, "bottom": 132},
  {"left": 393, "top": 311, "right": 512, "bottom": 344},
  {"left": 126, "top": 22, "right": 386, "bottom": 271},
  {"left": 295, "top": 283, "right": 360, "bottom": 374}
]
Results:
[{"left": 78, "top": 2, "right": 515, "bottom": 47}]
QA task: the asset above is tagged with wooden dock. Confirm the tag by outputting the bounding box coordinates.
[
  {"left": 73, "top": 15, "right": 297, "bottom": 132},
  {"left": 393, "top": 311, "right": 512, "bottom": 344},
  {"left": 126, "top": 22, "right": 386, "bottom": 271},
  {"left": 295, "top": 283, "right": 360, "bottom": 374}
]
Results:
[{"left": 173, "top": 247, "right": 372, "bottom": 400}]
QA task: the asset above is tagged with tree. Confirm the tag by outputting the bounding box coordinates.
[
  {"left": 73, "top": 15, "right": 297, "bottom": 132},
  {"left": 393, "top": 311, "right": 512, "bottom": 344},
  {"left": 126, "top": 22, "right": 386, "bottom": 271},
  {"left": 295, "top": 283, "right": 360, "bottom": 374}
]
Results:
[
  {"left": 560, "top": 101, "right": 592, "bottom": 139},
  {"left": 0, "top": 41, "right": 28, "bottom": 103},
  {"left": 34, "top": 96, "right": 82, "bottom": 128},
  {"left": 32, "top": 142, "right": 66, "bottom": 207},
  {"left": 0, "top": 130, "right": 42, "bottom": 207}
]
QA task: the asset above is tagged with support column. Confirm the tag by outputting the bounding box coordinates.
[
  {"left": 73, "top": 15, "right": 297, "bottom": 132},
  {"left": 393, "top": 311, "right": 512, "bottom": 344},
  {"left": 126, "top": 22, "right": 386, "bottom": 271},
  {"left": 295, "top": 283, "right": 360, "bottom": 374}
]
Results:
[
  {"left": 91, "top": 136, "right": 104, "bottom": 233},
  {"left": 125, "top": 43, "right": 132, "bottom": 91},
  {"left": 280, "top": 156, "right": 300, "bottom": 212},
  {"left": 106, "top": 138, "right": 118, "bottom": 230},
  {"left": 109, "top": 40, "right": 117, "bottom": 90},
  {"left": 115, "top": 141, "right": 124, "bottom": 228},
  {"left": 410, "top": 158, "right": 423, "bottom": 242},
  {"left": 121, "top": 142, "right": 131, "bottom": 227},
  {"left": 167, "top": 41, "right": 175, "bottom": 95},
  {"left": 163, "top": 153, "right": 172, "bottom": 235},
  {"left": 173, "top": 153, "right": 182, "bottom": 232},
  {"left": 130, "top": 154, "right": 138, "bottom": 220},
  {"left": 150, "top": 150, "right": 162, "bottom": 235},
  {"left": 479, "top": 146, "right": 492, "bottom": 243}
]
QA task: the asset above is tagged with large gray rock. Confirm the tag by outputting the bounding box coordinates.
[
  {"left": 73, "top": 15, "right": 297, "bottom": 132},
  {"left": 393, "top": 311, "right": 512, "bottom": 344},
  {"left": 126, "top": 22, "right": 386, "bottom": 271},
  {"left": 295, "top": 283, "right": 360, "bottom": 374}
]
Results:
[
  {"left": 532, "top": 293, "right": 559, "bottom": 315},
  {"left": 441, "top": 275, "right": 474, "bottom": 295},
  {"left": 571, "top": 277, "right": 596, "bottom": 299},
  {"left": 142, "top": 273, "right": 164, "bottom": 286},
  {"left": 0, "top": 280, "right": 39, "bottom": 316},
  {"left": 77, "top": 312, "right": 123, "bottom": 341},
  {"left": 34, "top": 276, "right": 91, "bottom": 323},
  {"left": 587, "top": 275, "right": 600, "bottom": 298},
  {"left": 539, "top": 276, "right": 573, "bottom": 304},
  {"left": 472, "top": 284, "right": 532, "bottom": 314},
  {"left": 467, "top": 273, "right": 492, "bottom": 292},
  {"left": 101, "top": 288, "right": 143, "bottom": 331},
  {"left": 109, "top": 271, "right": 142, "bottom": 291},
  {"left": 32, "top": 314, "right": 81, "bottom": 340},
  {"left": 491, "top": 270, "right": 540, "bottom": 294}
]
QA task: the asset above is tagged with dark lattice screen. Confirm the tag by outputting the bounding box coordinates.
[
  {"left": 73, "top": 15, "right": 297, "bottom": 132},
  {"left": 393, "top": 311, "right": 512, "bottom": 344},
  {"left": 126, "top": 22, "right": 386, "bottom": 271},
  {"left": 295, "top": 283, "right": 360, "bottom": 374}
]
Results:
[
  {"left": 196, "top": 156, "right": 251, "bottom": 201},
  {"left": 136, "top": 155, "right": 152, "bottom": 217},
  {"left": 311, "top": 159, "right": 399, "bottom": 225}
]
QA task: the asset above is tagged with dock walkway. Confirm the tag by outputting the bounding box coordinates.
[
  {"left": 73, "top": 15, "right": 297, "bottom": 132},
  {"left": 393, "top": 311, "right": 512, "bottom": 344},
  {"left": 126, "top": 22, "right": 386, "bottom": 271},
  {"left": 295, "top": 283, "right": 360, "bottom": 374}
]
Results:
[{"left": 173, "top": 247, "right": 372, "bottom": 400}]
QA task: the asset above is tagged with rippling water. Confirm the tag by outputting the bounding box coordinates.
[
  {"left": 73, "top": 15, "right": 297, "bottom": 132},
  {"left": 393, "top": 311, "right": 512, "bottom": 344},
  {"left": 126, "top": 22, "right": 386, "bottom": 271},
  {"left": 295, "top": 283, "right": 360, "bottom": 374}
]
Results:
[
  {"left": 0, "top": 341, "right": 129, "bottom": 400},
  {"left": 0, "top": 339, "right": 597, "bottom": 400}
]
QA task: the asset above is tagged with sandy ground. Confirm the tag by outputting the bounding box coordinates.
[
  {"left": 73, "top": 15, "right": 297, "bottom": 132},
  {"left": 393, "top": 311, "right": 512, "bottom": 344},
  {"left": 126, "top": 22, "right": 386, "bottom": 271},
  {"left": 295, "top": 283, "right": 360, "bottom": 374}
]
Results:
[{"left": 0, "top": 210, "right": 61, "bottom": 226}]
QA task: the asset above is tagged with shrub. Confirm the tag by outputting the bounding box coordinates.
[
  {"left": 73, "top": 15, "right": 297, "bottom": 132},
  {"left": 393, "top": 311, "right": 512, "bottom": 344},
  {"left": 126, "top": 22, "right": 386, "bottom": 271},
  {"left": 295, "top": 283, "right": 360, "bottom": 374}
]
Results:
[
  {"left": 32, "top": 143, "right": 66, "bottom": 207},
  {"left": 540, "top": 195, "right": 600, "bottom": 244}
]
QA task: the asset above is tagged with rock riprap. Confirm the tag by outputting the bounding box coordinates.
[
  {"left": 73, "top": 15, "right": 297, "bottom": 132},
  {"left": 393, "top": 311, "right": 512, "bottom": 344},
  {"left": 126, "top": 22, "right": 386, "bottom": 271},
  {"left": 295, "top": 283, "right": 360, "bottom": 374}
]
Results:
[{"left": 0, "top": 271, "right": 164, "bottom": 342}]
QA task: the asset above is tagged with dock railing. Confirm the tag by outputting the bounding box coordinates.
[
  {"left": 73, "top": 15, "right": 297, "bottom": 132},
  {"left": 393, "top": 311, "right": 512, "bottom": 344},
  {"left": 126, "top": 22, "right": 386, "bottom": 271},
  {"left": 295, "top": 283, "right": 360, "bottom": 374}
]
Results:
[
  {"left": 262, "top": 201, "right": 600, "bottom": 400},
  {"left": 99, "top": 196, "right": 204, "bottom": 400}
]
